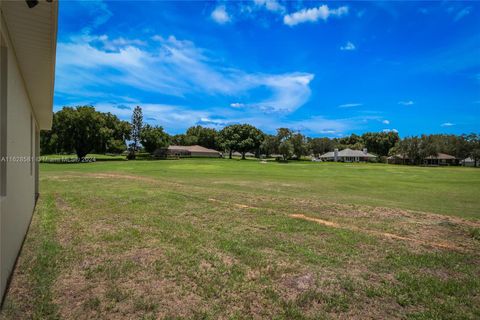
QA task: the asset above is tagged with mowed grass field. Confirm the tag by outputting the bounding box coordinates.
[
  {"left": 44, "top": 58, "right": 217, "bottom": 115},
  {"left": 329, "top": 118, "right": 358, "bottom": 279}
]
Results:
[{"left": 1, "top": 159, "right": 480, "bottom": 319}]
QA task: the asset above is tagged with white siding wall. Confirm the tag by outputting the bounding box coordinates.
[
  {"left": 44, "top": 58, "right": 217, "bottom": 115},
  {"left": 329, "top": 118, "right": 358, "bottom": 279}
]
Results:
[{"left": 0, "top": 17, "right": 38, "bottom": 297}]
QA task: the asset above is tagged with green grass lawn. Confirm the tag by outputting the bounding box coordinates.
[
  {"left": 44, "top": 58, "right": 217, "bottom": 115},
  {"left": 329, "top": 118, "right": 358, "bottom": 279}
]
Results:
[{"left": 1, "top": 159, "right": 479, "bottom": 319}]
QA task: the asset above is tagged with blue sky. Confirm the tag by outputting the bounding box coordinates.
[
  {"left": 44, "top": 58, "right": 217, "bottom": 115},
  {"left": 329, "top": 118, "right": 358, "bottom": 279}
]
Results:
[{"left": 54, "top": 0, "right": 480, "bottom": 137}]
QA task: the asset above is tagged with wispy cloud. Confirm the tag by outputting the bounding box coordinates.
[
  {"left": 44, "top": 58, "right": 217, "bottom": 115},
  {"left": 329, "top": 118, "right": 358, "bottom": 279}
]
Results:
[
  {"left": 283, "top": 5, "right": 349, "bottom": 26},
  {"left": 211, "top": 5, "right": 231, "bottom": 24},
  {"left": 398, "top": 100, "right": 414, "bottom": 106},
  {"left": 382, "top": 120, "right": 390, "bottom": 125},
  {"left": 196, "top": 117, "right": 229, "bottom": 128},
  {"left": 382, "top": 128, "right": 398, "bottom": 133},
  {"left": 338, "top": 103, "right": 362, "bottom": 108},
  {"left": 92, "top": 102, "right": 213, "bottom": 132},
  {"left": 83, "top": 34, "right": 146, "bottom": 51},
  {"left": 340, "top": 41, "right": 356, "bottom": 51},
  {"left": 230, "top": 102, "right": 245, "bottom": 108},
  {"left": 441, "top": 122, "right": 455, "bottom": 127},
  {"left": 74, "top": 0, "right": 112, "bottom": 34},
  {"left": 56, "top": 34, "right": 314, "bottom": 113},
  {"left": 253, "top": 0, "right": 285, "bottom": 14}
]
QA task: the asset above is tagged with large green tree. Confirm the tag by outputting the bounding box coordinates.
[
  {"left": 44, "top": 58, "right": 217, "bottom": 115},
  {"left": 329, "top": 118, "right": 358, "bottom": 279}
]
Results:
[
  {"left": 465, "top": 133, "right": 480, "bottom": 166},
  {"left": 278, "top": 140, "right": 294, "bottom": 161},
  {"left": 140, "top": 125, "right": 170, "bottom": 154},
  {"left": 55, "top": 106, "right": 103, "bottom": 159},
  {"left": 260, "top": 135, "right": 279, "bottom": 158},
  {"left": 362, "top": 132, "right": 400, "bottom": 157},
  {"left": 290, "top": 132, "right": 308, "bottom": 159},
  {"left": 219, "top": 124, "right": 264, "bottom": 159},
  {"left": 41, "top": 106, "right": 130, "bottom": 158},
  {"left": 185, "top": 126, "right": 218, "bottom": 149},
  {"left": 308, "top": 137, "right": 333, "bottom": 157}
]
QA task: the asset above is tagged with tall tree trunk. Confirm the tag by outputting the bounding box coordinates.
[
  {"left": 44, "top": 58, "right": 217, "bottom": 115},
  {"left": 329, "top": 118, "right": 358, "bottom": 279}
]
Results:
[
  {"left": 229, "top": 150, "right": 232, "bottom": 159},
  {"left": 242, "top": 152, "right": 246, "bottom": 160}
]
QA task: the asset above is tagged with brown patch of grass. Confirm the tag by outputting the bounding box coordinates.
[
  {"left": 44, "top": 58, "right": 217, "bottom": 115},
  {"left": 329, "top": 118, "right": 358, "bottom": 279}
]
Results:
[{"left": 289, "top": 213, "right": 464, "bottom": 252}]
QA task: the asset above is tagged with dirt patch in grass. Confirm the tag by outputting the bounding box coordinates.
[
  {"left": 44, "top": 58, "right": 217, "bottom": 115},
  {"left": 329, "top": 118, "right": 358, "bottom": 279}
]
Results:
[
  {"left": 289, "top": 213, "right": 465, "bottom": 252},
  {"left": 290, "top": 213, "right": 340, "bottom": 228},
  {"left": 203, "top": 192, "right": 478, "bottom": 253},
  {"left": 86, "top": 172, "right": 160, "bottom": 184}
]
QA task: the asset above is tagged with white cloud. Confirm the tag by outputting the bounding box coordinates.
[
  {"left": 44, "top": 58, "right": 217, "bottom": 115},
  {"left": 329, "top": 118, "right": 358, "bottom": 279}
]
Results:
[
  {"left": 441, "top": 122, "right": 455, "bottom": 127},
  {"left": 249, "top": 73, "right": 314, "bottom": 112},
  {"left": 338, "top": 103, "right": 362, "bottom": 108},
  {"left": 253, "top": 0, "right": 285, "bottom": 13},
  {"left": 382, "top": 129, "right": 398, "bottom": 133},
  {"left": 85, "top": 34, "right": 146, "bottom": 51},
  {"left": 230, "top": 103, "right": 245, "bottom": 108},
  {"left": 59, "top": 95, "right": 382, "bottom": 136},
  {"left": 56, "top": 34, "right": 314, "bottom": 113},
  {"left": 340, "top": 41, "right": 356, "bottom": 51},
  {"left": 211, "top": 5, "right": 231, "bottom": 24},
  {"left": 92, "top": 102, "right": 213, "bottom": 132},
  {"left": 283, "top": 5, "right": 349, "bottom": 26},
  {"left": 382, "top": 120, "right": 390, "bottom": 124},
  {"left": 398, "top": 100, "right": 414, "bottom": 106}
]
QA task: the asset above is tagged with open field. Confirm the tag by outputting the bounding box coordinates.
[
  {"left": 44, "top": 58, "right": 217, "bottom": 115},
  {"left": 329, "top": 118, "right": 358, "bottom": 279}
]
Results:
[{"left": 1, "top": 159, "right": 480, "bottom": 319}]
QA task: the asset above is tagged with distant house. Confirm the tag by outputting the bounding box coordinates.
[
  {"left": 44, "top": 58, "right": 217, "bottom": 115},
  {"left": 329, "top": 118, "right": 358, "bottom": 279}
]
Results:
[
  {"left": 319, "top": 148, "right": 377, "bottom": 162},
  {"left": 424, "top": 153, "right": 457, "bottom": 166},
  {"left": 387, "top": 154, "right": 410, "bottom": 165},
  {"left": 387, "top": 153, "right": 458, "bottom": 166},
  {"left": 461, "top": 157, "right": 479, "bottom": 167},
  {"left": 232, "top": 151, "right": 255, "bottom": 158},
  {"left": 166, "top": 145, "right": 222, "bottom": 158}
]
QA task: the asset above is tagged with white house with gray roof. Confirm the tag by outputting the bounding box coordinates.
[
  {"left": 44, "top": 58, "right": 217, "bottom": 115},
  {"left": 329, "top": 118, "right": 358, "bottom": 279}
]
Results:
[{"left": 319, "top": 148, "right": 377, "bottom": 162}]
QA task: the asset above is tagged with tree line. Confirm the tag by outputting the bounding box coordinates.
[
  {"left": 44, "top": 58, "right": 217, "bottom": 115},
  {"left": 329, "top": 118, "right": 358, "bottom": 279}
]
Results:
[{"left": 41, "top": 106, "right": 480, "bottom": 165}]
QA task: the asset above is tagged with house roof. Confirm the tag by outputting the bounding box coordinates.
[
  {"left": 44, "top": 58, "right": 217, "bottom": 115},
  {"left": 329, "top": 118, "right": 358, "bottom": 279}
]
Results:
[
  {"left": 320, "top": 148, "right": 377, "bottom": 158},
  {"left": 1, "top": 0, "right": 58, "bottom": 129},
  {"left": 424, "top": 153, "right": 456, "bottom": 160},
  {"left": 168, "top": 145, "right": 221, "bottom": 153},
  {"left": 389, "top": 153, "right": 456, "bottom": 160}
]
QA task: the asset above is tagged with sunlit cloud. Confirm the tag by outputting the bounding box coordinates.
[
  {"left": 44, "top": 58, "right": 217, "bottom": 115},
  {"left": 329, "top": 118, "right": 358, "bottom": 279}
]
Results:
[
  {"left": 211, "top": 5, "right": 231, "bottom": 24},
  {"left": 340, "top": 41, "right": 356, "bottom": 51},
  {"left": 338, "top": 103, "right": 362, "bottom": 108},
  {"left": 284, "top": 5, "right": 348, "bottom": 26},
  {"left": 382, "top": 128, "right": 398, "bottom": 133}
]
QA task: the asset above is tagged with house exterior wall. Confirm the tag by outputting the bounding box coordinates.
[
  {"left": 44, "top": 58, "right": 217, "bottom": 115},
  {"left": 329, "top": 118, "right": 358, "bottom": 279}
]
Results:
[
  {"left": 190, "top": 151, "right": 221, "bottom": 158},
  {"left": 0, "top": 16, "right": 39, "bottom": 298}
]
